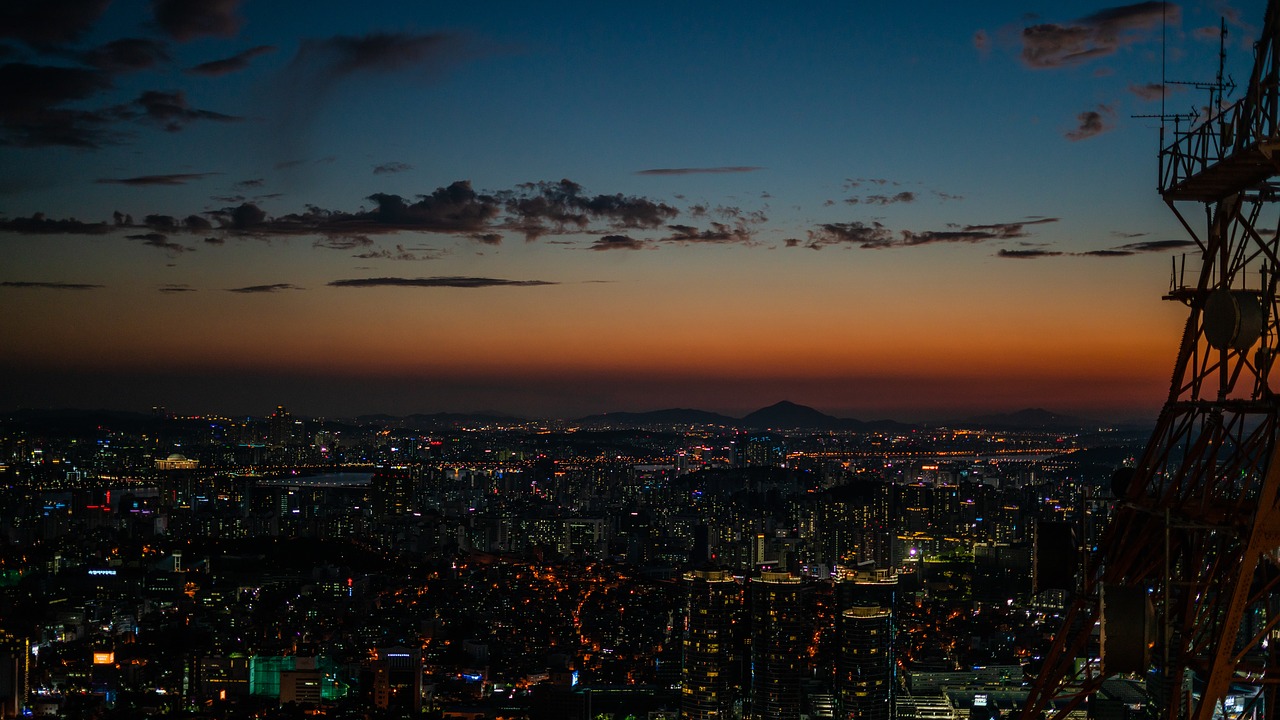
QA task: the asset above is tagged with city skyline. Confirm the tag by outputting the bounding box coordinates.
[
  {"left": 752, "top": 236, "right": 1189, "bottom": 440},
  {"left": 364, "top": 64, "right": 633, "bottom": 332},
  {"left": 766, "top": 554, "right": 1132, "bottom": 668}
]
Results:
[{"left": 0, "top": 1, "right": 1257, "bottom": 421}]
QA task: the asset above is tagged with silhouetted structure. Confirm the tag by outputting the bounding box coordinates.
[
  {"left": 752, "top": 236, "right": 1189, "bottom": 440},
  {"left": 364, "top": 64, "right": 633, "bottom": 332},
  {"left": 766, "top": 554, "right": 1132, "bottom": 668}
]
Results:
[{"left": 1023, "top": 4, "right": 1280, "bottom": 720}]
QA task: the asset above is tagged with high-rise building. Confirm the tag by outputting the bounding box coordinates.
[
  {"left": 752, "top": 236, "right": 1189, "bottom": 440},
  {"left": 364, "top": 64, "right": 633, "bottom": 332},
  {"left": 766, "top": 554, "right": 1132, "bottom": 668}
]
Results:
[
  {"left": 834, "top": 568, "right": 897, "bottom": 720},
  {"left": 268, "top": 405, "right": 293, "bottom": 447},
  {"left": 837, "top": 607, "right": 892, "bottom": 720},
  {"left": 751, "top": 571, "right": 808, "bottom": 720},
  {"left": 0, "top": 629, "right": 28, "bottom": 719},
  {"left": 682, "top": 569, "right": 740, "bottom": 720},
  {"left": 371, "top": 465, "right": 418, "bottom": 516}
]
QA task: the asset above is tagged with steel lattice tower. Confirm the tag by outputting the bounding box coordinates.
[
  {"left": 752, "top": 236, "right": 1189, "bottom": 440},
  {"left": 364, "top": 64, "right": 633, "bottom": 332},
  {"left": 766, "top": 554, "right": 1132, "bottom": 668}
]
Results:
[{"left": 1020, "top": 3, "right": 1280, "bottom": 720}]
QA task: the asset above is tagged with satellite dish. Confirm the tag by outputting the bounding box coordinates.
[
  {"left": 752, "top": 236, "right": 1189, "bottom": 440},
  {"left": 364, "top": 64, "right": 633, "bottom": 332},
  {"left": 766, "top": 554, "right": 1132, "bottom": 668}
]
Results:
[{"left": 1203, "top": 289, "right": 1264, "bottom": 351}]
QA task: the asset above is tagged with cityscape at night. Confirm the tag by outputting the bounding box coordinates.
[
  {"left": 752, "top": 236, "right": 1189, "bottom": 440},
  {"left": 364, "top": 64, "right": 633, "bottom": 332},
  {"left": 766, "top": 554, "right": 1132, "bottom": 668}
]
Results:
[
  {"left": 0, "top": 403, "right": 1143, "bottom": 718},
  {"left": 9, "top": 0, "right": 1280, "bottom": 719}
]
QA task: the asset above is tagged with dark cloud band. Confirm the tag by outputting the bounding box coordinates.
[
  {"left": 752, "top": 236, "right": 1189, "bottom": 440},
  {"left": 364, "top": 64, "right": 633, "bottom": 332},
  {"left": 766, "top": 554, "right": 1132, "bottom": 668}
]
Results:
[{"left": 329, "top": 276, "right": 556, "bottom": 288}]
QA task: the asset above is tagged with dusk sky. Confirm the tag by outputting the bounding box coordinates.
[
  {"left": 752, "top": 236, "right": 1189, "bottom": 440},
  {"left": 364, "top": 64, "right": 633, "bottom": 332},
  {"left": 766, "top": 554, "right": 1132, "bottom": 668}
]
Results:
[{"left": 0, "top": 1, "right": 1261, "bottom": 421}]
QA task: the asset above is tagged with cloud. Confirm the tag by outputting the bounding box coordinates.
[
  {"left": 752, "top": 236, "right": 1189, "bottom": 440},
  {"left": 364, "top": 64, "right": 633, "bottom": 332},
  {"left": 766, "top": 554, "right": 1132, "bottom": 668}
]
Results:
[
  {"left": 314, "top": 236, "right": 373, "bottom": 250},
  {"left": 126, "top": 231, "right": 191, "bottom": 253},
  {"left": 660, "top": 221, "right": 755, "bottom": 245},
  {"left": 360, "top": 183, "right": 501, "bottom": 233},
  {"left": 1117, "top": 239, "right": 1194, "bottom": 252},
  {"left": 3, "top": 179, "right": 691, "bottom": 247},
  {"left": 1129, "top": 82, "right": 1170, "bottom": 101},
  {"left": 591, "top": 234, "right": 650, "bottom": 251},
  {"left": 351, "top": 244, "right": 435, "bottom": 261},
  {"left": 189, "top": 183, "right": 501, "bottom": 237},
  {"left": 134, "top": 90, "right": 240, "bottom": 131},
  {"left": 374, "top": 162, "right": 412, "bottom": 174},
  {"left": 152, "top": 0, "right": 243, "bottom": 41},
  {"left": 0, "top": 62, "right": 117, "bottom": 147},
  {"left": 328, "top": 276, "right": 556, "bottom": 288},
  {"left": 998, "top": 249, "right": 1065, "bottom": 259},
  {"left": 283, "top": 33, "right": 462, "bottom": 108},
  {"left": 635, "top": 166, "right": 763, "bottom": 175},
  {"left": 1078, "top": 249, "right": 1134, "bottom": 257},
  {"left": 0, "top": 212, "right": 111, "bottom": 234},
  {"left": 82, "top": 38, "right": 171, "bottom": 73},
  {"left": 234, "top": 178, "right": 264, "bottom": 189},
  {"left": 158, "top": 284, "right": 195, "bottom": 293},
  {"left": 998, "top": 237, "right": 1196, "bottom": 260},
  {"left": 0, "top": 280, "right": 103, "bottom": 290},
  {"left": 504, "top": 178, "right": 678, "bottom": 240},
  {"left": 203, "top": 236, "right": 224, "bottom": 245},
  {"left": 1193, "top": 26, "right": 1221, "bottom": 42},
  {"left": 1021, "top": 2, "right": 1176, "bottom": 68},
  {"left": 804, "top": 222, "right": 894, "bottom": 250},
  {"left": 973, "top": 29, "right": 991, "bottom": 54},
  {"left": 97, "top": 173, "right": 216, "bottom": 186},
  {"left": 844, "top": 178, "right": 895, "bottom": 189},
  {"left": 847, "top": 191, "right": 916, "bottom": 205},
  {"left": 143, "top": 213, "right": 214, "bottom": 231},
  {"left": 0, "top": 0, "right": 111, "bottom": 48},
  {"left": 802, "top": 217, "right": 1058, "bottom": 250},
  {"left": 961, "top": 218, "right": 1058, "bottom": 237},
  {"left": 1066, "top": 105, "right": 1113, "bottom": 141},
  {"left": 214, "top": 203, "right": 268, "bottom": 230},
  {"left": 187, "top": 45, "right": 275, "bottom": 76},
  {"left": 227, "top": 283, "right": 301, "bottom": 293}
]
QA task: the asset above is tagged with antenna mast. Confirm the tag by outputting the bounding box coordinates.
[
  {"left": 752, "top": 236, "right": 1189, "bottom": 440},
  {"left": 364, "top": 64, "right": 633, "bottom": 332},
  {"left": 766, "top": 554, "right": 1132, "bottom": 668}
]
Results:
[{"left": 1023, "top": 3, "right": 1280, "bottom": 720}]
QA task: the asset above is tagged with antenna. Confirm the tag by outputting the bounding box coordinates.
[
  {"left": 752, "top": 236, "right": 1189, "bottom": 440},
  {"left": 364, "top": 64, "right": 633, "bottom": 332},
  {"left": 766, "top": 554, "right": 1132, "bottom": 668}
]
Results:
[
  {"left": 1134, "top": 15, "right": 1236, "bottom": 185},
  {"left": 1164, "top": 18, "right": 1237, "bottom": 116}
]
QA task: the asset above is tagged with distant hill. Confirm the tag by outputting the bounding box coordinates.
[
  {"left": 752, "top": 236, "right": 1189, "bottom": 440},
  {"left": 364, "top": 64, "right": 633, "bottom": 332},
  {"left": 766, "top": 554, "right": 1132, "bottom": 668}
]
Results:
[
  {"left": 740, "top": 400, "right": 853, "bottom": 430},
  {"left": 958, "top": 408, "right": 1101, "bottom": 431},
  {"left": 575, "top": 408, "right": 737, "bottom": 426},
  {"left": 575, "top": 401, "right": 917, "bottom": 431}
]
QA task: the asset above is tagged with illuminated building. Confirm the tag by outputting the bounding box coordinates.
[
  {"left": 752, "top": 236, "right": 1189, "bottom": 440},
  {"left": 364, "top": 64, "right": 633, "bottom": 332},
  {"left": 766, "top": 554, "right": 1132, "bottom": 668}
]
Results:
[
  {"left": 372, "top": 647, "right": 423, "bottom": 712},
  {"left": 682, "top": 569, "right": 740, "bottom": 720},
  {"left": 837, "top": 607, "right": 892, "bottom": 720},
  {"left": 834, "top": 568, "right": 897, "bottom": 720},
  {"left": 0, "top": 629, "right": 28, "bottom": 719},
  {"left": 154, "top": 453, "right": 199, "bottom": 471},
  {"left": 817, "top": 483, "right": 893, "bottom": 569},
  {"left": 371, "top": 465, "right": 418, "bottom": 516},
  {"left": 279, "top": 669, "right": 322, "bottom": 704},
  {"left": 268, "top": 405, "right": 292, "bottom": 447},
  {"left": 751, "top": 571, "right": 808, "bottom": 720}
]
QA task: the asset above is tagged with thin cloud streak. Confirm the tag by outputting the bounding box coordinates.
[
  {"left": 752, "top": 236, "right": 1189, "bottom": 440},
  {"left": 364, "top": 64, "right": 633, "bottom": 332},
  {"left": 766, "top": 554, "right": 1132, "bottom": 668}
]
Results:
[
  {"left": 636, "top": 166, "right": 763, "bottom": 175},
  {"left": 226, "top": 283, "right": 302, "bottom": 293},
  {"left": 329, "top": 276, "right": 557, "bottom": 288},
  {"left": 97, "top": 173, "right": 217, "bottom": 186},
  {"left": 187, "top": 45, "right": 275, "bottom": 76},
  {"left": 1, "top": 280, "right": 103, "bottom": 289}
]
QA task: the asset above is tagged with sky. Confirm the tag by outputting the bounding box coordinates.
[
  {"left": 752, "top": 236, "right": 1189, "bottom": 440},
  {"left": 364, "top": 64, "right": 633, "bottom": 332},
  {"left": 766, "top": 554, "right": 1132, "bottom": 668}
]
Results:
[{"left": 0, "top": 0, "right": 1265, "bottom": 422}]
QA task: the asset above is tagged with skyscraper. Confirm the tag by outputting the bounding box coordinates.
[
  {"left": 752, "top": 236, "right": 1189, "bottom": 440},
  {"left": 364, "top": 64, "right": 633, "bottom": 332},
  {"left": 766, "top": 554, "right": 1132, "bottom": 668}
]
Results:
[
  {"left": 837, "top": 607, "right": 892, "bottom": 720},
  {"left": 751, "top": 571, "right": 808, "bottom": 720},
  {"left": 834, "top": 567, "right": 897, "bottom": 720},
  {"left": 682, "top": 569, "right": 740, "bottom": 720}
]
